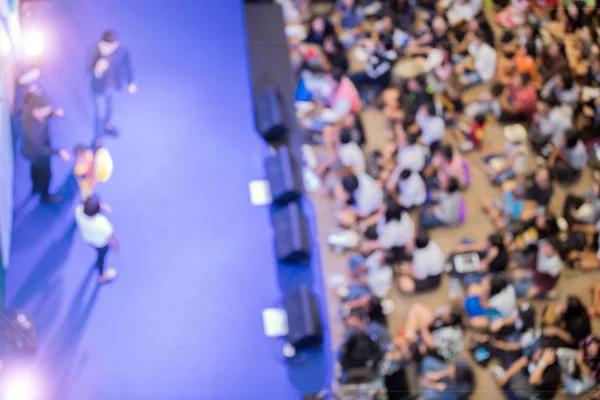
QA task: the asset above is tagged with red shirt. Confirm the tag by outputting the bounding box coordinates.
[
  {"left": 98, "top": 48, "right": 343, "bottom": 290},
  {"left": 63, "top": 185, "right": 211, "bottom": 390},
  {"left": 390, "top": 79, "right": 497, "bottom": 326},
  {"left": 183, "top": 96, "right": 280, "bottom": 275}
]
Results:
[
  {"left": 468, "top": 122, "right": 485, "bottom": 148},
  {"left": 513, "top": 84, "right": 537, "bottom": 114}
]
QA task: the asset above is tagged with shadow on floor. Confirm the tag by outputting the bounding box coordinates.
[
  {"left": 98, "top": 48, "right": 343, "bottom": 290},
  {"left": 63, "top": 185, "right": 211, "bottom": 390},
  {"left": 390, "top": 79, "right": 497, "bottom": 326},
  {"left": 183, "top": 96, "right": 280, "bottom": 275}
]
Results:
[{"left": 43, "top": 266, "right": 101, "bottom": 400}]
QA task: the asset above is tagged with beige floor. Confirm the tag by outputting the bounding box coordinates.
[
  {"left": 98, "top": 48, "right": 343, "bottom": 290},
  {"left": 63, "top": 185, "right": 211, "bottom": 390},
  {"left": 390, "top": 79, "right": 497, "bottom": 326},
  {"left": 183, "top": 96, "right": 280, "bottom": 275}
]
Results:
[{"left": 310, "top": 81, "right": 600, "bottom": 399}]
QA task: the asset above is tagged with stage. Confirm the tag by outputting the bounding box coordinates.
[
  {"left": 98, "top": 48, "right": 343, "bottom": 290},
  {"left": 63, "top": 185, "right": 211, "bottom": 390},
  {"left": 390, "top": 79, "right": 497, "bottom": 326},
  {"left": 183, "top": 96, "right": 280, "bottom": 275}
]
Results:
[{"left": 7, "top": 0, "right": 332, "bottom": 399}]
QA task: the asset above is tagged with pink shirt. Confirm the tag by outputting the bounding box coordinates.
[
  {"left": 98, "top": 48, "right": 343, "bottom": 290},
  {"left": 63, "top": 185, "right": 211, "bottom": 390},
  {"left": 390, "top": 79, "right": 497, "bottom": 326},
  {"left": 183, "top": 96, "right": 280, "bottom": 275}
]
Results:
[
  {"left": 333, "top": 76, "right": 361, "bottom": 114},
  {"left": 432, "top": 152, "right": 466, "bottom": 187}
]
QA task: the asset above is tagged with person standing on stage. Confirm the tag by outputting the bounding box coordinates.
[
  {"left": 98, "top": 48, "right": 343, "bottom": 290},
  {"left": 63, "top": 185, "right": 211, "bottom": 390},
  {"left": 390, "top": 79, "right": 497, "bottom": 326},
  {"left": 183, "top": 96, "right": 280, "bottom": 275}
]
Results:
[
  {"left": 74, "top": 194, "right": 119, "bottom": 283},
  {"left": 89, "top": 30, "right": 136, "bottom": 137},
  {"left": 22, "top": 85, "right": 70, "bottom": 204}
]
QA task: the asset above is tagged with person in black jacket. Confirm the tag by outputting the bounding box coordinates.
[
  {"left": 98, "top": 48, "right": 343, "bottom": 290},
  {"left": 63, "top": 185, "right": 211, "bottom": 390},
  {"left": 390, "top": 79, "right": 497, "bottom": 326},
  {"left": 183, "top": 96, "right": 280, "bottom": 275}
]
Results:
[{"left": 21, "top": 85, "right": 70, "bottom": 204}]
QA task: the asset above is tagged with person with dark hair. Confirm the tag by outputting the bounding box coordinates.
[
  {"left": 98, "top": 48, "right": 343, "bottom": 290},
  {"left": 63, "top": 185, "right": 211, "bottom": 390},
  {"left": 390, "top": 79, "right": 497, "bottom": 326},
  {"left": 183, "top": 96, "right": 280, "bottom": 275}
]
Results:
[
  {"left": 423, "top": 144, "right": 466, "bottom": 189},
  {"left": 491, "top": 347, "right": 561, "bottom": 400},
  {"left": 322, "top": 34, "right": 348, "bottom": 72},
  {"left": 419, "top": 177, "right": 463, "bottom": 229},
  {"left": 349, "top": 39, "right": 397, "bottom": 99},
  {"left": 336, "top": 173, "right": 384, "bottom": 226},
  {"left": 420, "top": 358, "right": 475, "bottom": 399},
  {"left": 547, "top": 131, "right": 587, "bottom": 184},
  {"left": 563, "top": 335, "right": 600, "bottom": 395},
  {"left": 524, "top": 167, "right": 554, "bottom": 208},
  {"left": 415, "top": 102, "right": 445, "bottom": 147},
  {"left": 499, "top": 73, "right": 538, "bottom": 122},
  {"left": 304, "top": 15, "right": 336, "bottom": 45},
  {"left": 361, "top": 197, "right": 414, "bottom": 259},
  {"left": 455, "top": 113, "right": 486, "bottom": 152},
  {"left": 541, "top": 42, "right": 569, "bottom": 82},
  {"left": 397, "top": 231, "right": 444, "bottom": 294},
  {"left": 74, "top": 194, "right": 119, "bottom": 283},
  {"left": 21, "top": 85, "right": 70, "bottom": 204},
  {"left": 509, "top": 238, "right": 563, "bottom": 299},
  {"left": 541, "top": 71, "right": 579, "bottom": 108},
  {"left": 464, "top": 275, "right": 517, "bottom": 331},
  {"left": 89, "top": 30, "right": 136, "bottom": 137},
  {"left": 398, "top": 168, "right": 426, "bottom": 208},
  {"left": 455, "top": 30, "right": 497, "bottom": 87},
  {"left": 543, "top": 295, "right": 591, "bottom": 348},
  {"left": 396, "top": 131, "right": 426, "bottom": 173}
]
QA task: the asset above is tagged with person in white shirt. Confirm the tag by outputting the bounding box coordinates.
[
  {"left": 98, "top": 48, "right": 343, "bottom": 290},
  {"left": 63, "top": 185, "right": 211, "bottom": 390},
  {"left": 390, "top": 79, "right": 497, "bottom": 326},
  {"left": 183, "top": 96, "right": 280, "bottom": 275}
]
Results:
[
  {"left": 338, "top": 130, "right": 366, "bottom": 174},
  {"left": 398, "top": 232, "right": 445, "bottom": 293},
  {"left": 446, "top": 0, "right": 483, "bottom": 26},
  {"left": 398, "top": 169, "right": 426, "bottom": 208},
  {"left": 415, "top": 103, "right": 446, "bottom": 147},
  {"left": 456, "top": 30, "right": 497, "bottom": 87},
  {"left": 74, "top": 194, "right": 119, "bottom": 282},
  {"left": 397, "top": 132, "right": 426, "bottom": 173},
  {"left": 337, "top": 173, "right": 384, "bottom": 226}
]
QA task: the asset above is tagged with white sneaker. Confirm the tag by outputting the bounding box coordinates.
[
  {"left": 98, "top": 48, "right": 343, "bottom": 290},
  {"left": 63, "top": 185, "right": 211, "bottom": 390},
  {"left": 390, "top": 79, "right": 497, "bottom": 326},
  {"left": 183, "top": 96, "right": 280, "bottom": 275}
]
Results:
[{"left": 98, "top": 267, "right": 118, "bottom": 283}]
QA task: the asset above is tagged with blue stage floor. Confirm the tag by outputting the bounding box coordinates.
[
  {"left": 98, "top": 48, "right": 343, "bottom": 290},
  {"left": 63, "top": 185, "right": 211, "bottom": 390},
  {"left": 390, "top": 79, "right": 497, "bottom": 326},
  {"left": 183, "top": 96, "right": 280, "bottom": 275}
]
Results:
[{"left": 8, "top": 1, "right": 331, "bottom": 399}]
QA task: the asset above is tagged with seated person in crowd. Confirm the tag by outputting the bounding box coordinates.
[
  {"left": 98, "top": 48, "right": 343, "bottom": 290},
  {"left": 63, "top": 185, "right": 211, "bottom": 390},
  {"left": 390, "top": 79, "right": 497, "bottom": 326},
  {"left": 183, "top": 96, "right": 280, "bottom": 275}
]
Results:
[
  {"left": 450, "top": 234, "right": 510, "bottom": 285},
  {"left": 455, "top": 30, "right": 497, "bottom": 87},
  {"left": 455, "top": 114, "right": 486, "bottom": 152},
  {"left": 396, "top": 132, "right": 426, "bottom": 173},
  {"left": 336, "top": 173, "right": 384, "bottom": 227},
  {"left": 499, "top": 73, "right": 538, "bottom": 123},
  {"left": 464, "top": 275, "right": 517, "bottom": 331},
  {"left": 347, "top": 250, "right": 394, "bottom": 299},
  {"left": 420, "top": 358, "right": 475, "bottom": 400},
  {"left": 495, "top": 32, "right": 519, "bottom": 86},
  {"left": 361, "top": 197, "right": 415, "bottom": 260},
  {"left": 563, "top": 335, "right": 600, "bottom": 396},
  {"left": 509, "top": 210, "right": 560, "bottom": 253},
  {"left": 464, "top": 83, "right": 503, "bottom": 120},
  {"left": 542, "top": 296, "right": 591, "bottom": 349},
  {"left": 397, "top": 169, "right": 427, "bottom": 209},
  {"left": 350, "top": 39, "right": 397, "bottom": 99},
  {"left": 332, "top": 0, "right": 364, "bottom": 46},
  {"left": 322, "top": 34, "right": 349, "bottom": 73},
  {"left": 563, "top": 180, "right": 600, "bottom": 226},
  {"left": 305, "top": 15, "right": 336, "bottom": 46},
  {"left": 482, "top": 125, "right": 528, "bottom": 186},
  {"left": 397, "top": 231, "right": 445, "bottom": 294},
  {"left": 481, "top": 180, "right": 525, "bottom": 231},
  {"left": 444, "top": 0, "right": 483, "bottom": 27},
  {"left": 508, "top": 238, "right": 563, "bottom": 299},
  {"left": 491, "top": 347, "right": 562, "bottom": 400},
  {"left": 495, "top": 0, "right": 529, "bottom": 28},
  {"left": 415, "top": 102, "right": 445, "bottom": 148},
  {"left": 547, "top": 131, "right": 588, "bottom": 184},
  {"left": 540, "top": 42, "right": 569, "bottom": 83},
  {"left": 524, "top": 167, "right": 554, "bottom": 209},
  {"left": 423, "top": 144, "right": 467, "bottom": 189},
  {"left": 396, "top": 303, "right": 464, "bottom": 362},
  {"left": 419, "top": 177, "right": 463, "bottom": 229},
  {"left": 440, "top": 80, "right": 465, "bottom": 126},
  {"left": 540, "top": 71, "right": 580, "bottom": 109},
  {"left": 317, "top": 127, "right": 366, "bottom": 191}
]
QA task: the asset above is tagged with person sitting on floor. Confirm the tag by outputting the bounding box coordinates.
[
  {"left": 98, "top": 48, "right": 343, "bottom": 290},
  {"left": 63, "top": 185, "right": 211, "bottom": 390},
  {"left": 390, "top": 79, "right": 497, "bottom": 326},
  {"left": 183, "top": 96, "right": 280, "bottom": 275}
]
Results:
[
  {"left": 540, "top": 71, "right": 580, "bottom": 109},
  {"left": 347, "top": 250, "right": 394, "bottom": 299},
  {"left": 562, "top": 335, "right": 600, "bottom": 396},
  {"left": 396, "top": 131, "right": 426, "bottom": 173},
  {"left": 455, "top": 114, "right": 486, "bottom": 152},
  {"left": 482, "top": 124, "right": 528, "bottom": 186},
  {"left": 499, "top": 73, "right": 538, "bottom": 123},
  {"left": 547, "top": 131, "right": 588, "bottom": 185},
  {"left": 509, "top": 237, "right": 563, "bottom": 299},
  {"left": 397, "top": 169, "right": 427, "bottom": 209},
  {"left": 419, "top": 358, "right": 475, "bottom": 400},
  {"left": 419, "top": 177, "right": 463, "bottom": 229},
  {"left": 361, "top": 197, "right": 415, "bottom": 260},
  {"left": 397, "top": 231, "right": 445, "bottom": 294},
  {"left": 464, "top": 275, "right": 517, "bottom": 331},
  {"left": 491, "top": 347, "right": 562, "bottom": 400},
  {"left": 481, "top": 180, "right": 525, "bottom": 231},
  {"left": 336, "top": 173, "right": 384, "bottom": 227},
  {"left": 563, "top": 180, "right": 600, "bottom": 226},
  {"left": 423, "top": 144, "right": 467, "bottom": 189},
  {"left": 542, "top": 295, "right": 591, "bottom": 349},
  {"left": 415, "top": 102, "right": 445, "bottom": 148},
  {"left": 350, "top": 39, "right": 397, "bottom": 100},
  {"left": 454, "top": 30, "right": 497, "bottom": 87},
  {"left": 451, "top": 233, "right": 510, "bottom": 285},
  {"left": 509, "top": 210, "right": 560, "bottom": 254},
  {"left": 524, "top": 167, "right": 554, "bottom": 209}
]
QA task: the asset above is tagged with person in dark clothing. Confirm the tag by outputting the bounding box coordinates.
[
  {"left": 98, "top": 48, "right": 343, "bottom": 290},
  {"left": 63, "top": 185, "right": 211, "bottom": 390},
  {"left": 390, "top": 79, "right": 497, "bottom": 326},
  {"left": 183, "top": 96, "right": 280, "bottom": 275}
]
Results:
[
  {"left": 305, "top": 15, "right": 336, "bottom": 45},
  {"left": 89, "top": 30, "right": 136, "bottom": 138},
  {"left": 540, "top": 42, "right": 569, "bottom": 83},
  {"left": 322, "top": 35, "right": 348, "bottom": 72},
  {"left": 543, "top": 296, "right": 591, "bottom": 349},
  {"left": 524, "top": 167, "right": 553, "bottom": 208},
  {"left": 350, "top": 40, "right": 396, "bottom": 98},
  {"left": 21, "top": 85, "right": 70, "bottom": 204}
]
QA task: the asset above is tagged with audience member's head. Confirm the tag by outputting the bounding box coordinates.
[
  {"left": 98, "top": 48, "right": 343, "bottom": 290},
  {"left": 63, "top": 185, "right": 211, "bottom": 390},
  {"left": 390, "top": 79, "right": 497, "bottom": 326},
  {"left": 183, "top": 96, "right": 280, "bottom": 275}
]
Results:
[
  {"left": 488, "top": 233, "right": 505, "bottom": 251},
  {"left": 342, "top": 174, "right": 359, "bottom": 194},
  {"left": 564, "top": 131, "right": 581, "bottom": 149},
  {"left": 415, "top": 231, "right": 430, "bottom": 249},
  {"left": 340, "top": 129, "right": 353, "bottom": 145},
  {"left": 83, "top": 195, "right": 101, "bottom": 217},
  {"left": 446, "top": 177, "right": 460, "bottom": 194},
  {"left": 399, "top": 169, "right": 412, "bottom": 181}
]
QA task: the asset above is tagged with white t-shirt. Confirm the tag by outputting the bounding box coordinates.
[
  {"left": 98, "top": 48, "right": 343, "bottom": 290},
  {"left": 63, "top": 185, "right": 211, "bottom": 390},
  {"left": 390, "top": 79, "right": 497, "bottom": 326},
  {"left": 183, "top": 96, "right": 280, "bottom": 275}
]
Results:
[
  {"left": 339, "top": 142, "right": 366, "bottom": 174},
  {"left": 367, "top": 266, "right": 393, "bottom": 298},
  {"left": 412, "top": 241, "right": 445, "bottom": 280},
  {"left": 397, "top": 144, "right": 426, "bottom": 173},
  {"left": 74, "top": 205, "right": 114, "bottom": 248},
  {"left": 377, "top": 211, "right": 415, "bottom": 249},
  {"left": 470, "top": 43, "right": 497, "bottom": 82},
  {"left": 398, "top": 173, "right": 426, "bottom": 208},
  {"left": 536, "top": 248, "right": 563, "bottom": 277},
  {"left": 354, "top": 173, "right": 384, "bottom": 217},
  {"left": 416, "top": 111, "right": 446, "bottom": 146},
  {"left": 488, "top": 285, "right": 517, "bottom": 317}
]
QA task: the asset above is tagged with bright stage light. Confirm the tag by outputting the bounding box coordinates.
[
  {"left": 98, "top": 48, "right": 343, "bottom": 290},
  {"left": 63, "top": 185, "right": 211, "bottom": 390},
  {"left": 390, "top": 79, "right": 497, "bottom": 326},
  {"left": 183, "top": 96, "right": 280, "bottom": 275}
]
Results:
[
  {"left": 1, "top": 369, "right": 42, "bottom": 400},
  {"left": 22, "top": 30, "right": 44, "bottom": 58}
]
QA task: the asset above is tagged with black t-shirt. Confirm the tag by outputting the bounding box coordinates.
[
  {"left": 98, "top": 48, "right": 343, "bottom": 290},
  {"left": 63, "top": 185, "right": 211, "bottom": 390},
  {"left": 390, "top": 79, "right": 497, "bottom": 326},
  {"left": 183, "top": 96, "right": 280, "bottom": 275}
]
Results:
[
  {"left": 525, "top": 180, "right": 553, "bottom": 206},
  {"left": 488, "top": 248, "right": 509, "bottom": 274},
  {"left": 566, "top": 315, "right": 592, "bottom": 346},
  {"left": 527, "top": 353, "right": 562, "bottom": 400}
]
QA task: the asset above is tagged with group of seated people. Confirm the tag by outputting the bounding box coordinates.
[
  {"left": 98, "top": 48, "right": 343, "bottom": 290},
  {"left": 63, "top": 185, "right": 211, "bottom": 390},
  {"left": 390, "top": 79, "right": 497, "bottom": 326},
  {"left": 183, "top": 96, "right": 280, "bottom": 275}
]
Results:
[{"left": 281, "top": 0, "right": 600, "bottom": 398}]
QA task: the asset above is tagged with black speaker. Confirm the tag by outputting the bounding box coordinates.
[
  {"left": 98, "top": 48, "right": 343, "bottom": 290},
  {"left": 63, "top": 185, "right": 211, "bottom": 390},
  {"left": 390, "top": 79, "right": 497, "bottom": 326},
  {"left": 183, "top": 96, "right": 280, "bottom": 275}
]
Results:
[
  {"left": 265, "top": 146, "right": 302, "bottom": 205},
  {"left": 285, "top": 284, "right": 323, "bottom": 350},
  {"left": 255, "top": 86, "right": 287, "bottom": 142},
  {"left": 271, "top": 201, "right": 310, "bottom": 263}
]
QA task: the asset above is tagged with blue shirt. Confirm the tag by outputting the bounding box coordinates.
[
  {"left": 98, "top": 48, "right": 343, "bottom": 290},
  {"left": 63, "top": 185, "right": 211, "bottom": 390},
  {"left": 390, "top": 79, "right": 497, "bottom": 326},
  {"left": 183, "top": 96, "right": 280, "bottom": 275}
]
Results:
[{"left": 89, "top": 45, "right": 134, "bottom": 94}]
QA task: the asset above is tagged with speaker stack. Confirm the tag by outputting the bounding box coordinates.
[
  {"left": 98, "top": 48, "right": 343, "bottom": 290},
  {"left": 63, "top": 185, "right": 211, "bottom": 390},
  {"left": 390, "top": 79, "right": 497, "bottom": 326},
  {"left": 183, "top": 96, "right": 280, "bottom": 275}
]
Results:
[{"left": 245, "top": 2, "right": 323, "bottom": 351}]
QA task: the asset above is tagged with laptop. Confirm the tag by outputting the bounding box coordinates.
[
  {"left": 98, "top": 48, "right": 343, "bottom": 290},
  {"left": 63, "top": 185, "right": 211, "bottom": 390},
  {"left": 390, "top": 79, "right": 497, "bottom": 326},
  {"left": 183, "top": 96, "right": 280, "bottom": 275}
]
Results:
[{"left": 453, "top": 252, "right": 481, "bottom": 274}]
